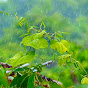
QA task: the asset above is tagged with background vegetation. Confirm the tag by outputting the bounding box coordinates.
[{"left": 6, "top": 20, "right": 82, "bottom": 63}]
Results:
[{"left": 0, "top": 0, "right": 88, "bottom": 87}]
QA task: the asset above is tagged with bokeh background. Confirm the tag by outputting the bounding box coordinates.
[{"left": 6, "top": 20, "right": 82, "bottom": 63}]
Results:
[{"left": 0, "top": 0, "right": 88, "bottom": 87}]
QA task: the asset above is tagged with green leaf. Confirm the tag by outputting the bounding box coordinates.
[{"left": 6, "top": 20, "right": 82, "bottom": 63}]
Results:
[
  {"left": 5, "top": 12, "right": 9, "bottom": 16},
  {"left": 50, "top": 39, "right": 69, "bottom": 54},
  {"left": 49, "top": 82, "right": 61, "bottom": 88},
  {"left": 56, "top": 33, "right": 64, "bottom": 38},
  {"left": 22, "top": 30, "right": 45, "bottom": 40},
  {"left": 58, "top": 54, "right": 71, "bottom": 66},
  {"left": 55, "top": 34, "right": 60, "bottom": 41},
  {"left": 22, "top": 30, "right": 48, "bottom": 49},
  {"left": 19, "top": 33, "right": 31, "bottom": 37},
  {"left": 20, "top": 75, "right": 29, "bottom": 88},
  {"left": 11, "top": 73, "right": 28, "bottom": 87},
  {"left": 19, "top": 17, "right": 24, "bottom": 21},
  {"left": 58, "top": 57, "right": 65, "bottom": 66},
  {"left": 81, "top": 77, "right": 88, "bottom": 84},
  {"left": 18, "top": 17, "right": 25, "bottom": 27},
  {"left": 61, "top": 32, "right": 70, "bottom": 34},
  {"left": 45, "top": 33, "right": 51, "bottom": 39},
  {"left": 37, "top": 75, "right": 43, "bottom": 82},
  {"left": 0, "top": 11, "right": 3, "bottom": 14},
  {"left": 32, "top": 30, "right": 45, "bottom": 39},
  {"left": 61, "top": 40, "right": 69, "bottom": 50},
  {"left": 74, "top": 62, "right": 78, "bottom": 68},
  {"left": 31, "top": 38, "right": 48, "bottom": 49},
  {"left": 27, "top": 74, "right": 35, "bottom": 88},
  {"left": 42, "top": 21, "right": 46, "bottom": 28},
  {"left": 8, "top": 51, "right": 35, "bottom": 67},
  {"left": 0, "top": 68, "right": 8, "bottom": 87},
  {"left": 15, "top": 12, "right": 17, "bottom": 15},
  {"left": 14, "top": 68, "right": 24, "bottom": 73},
  {"left": 50, "top": 39, "right": 58, "bottom": 50}
]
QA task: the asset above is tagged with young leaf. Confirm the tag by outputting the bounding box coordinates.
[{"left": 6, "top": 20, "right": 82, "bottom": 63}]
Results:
[
  {"left": 32, "top": 30, "right": 45, "bottom": 39},
  {"left": 8, "top": 51, "right": 35, "bottom": 67},
  {"left": 21, "top": 30, "right": 48, "bottom": 49},
  {"left": 56, "top": 33, "right": 64, "bottom": 38},
  {"left": 61, "top": 40, "right": 69, "bottom": 50},
  {"left": 42, "top": 21, "right": 46, "bottom": 28},
  {"left": 5, "top": 12, "right": 9, "bottom": 16},
  {"left": 74, "top": 62, "right": 78, "bottom": 68},
  {"left": 61, "top": 32, "right": 70, "bottom": 34},
  {"left": 58, "top": 54, "right": 71, "bottom": 66},
  {"left": 15, "top": 12, "right": 17, "bottom": 15},
  {"left": 50, "top": 39, "right": 69, "bottom": 54},
  {"left": 58, "top": 57, "right": 65, "bottom": 66}
]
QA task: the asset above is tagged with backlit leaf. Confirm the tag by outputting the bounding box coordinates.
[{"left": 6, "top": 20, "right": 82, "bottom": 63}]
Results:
[
  {"left": 50, "top": 39, "right": 69, "bottom": 54},
  {"left": 81, "top": 77, "right": 88, "bottom": 84},
  {"left": 9, "top": 51, "right": 35, "bottom": 67},
  {"left": 58, "top": 54, "right": 71, "bottom": 66},
  {"left": 21, "top": 30, "right": 48, "bottom": 49}
]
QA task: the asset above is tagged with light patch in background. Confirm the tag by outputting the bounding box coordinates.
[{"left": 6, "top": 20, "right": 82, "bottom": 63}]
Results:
[{"left": 0, "top": 0, "right": 8, "bottom": 2}]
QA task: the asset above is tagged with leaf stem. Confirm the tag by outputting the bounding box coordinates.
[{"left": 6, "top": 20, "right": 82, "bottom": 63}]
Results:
[{"left": 72, "top": 58, "right": 88, "bottom": 76}]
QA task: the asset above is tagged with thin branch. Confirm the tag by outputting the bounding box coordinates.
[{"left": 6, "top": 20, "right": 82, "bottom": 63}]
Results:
[
  {"left": 42, "top": 60, "right": 53, "bottom": 66},
  {"left": 40, "top": 74, "right": 63, "bottom": 87},
  {"left": 0, "top": 61, "right": 63, "bottom": 87},
  {"left": 72, "top": 58, "right": 88, "bottom": 75},
  {"left": 0, "top": 62, "right": 12, "bottom": 68},
  {"left": 4, "top": 60, "right": 53, "bottom": 73}
]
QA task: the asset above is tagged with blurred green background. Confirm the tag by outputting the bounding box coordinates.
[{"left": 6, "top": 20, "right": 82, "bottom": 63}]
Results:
[{"left": 0, "top": 0, "right": 88, "bottom": 87}]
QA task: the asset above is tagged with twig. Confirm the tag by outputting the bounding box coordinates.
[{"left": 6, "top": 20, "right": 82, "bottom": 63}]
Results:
[
  {"left": 0, "top": 62, "right": 12, "bottom": 68},
  {"left": 40, "top": 74, "right": 63, "bottom": 87},
  {"left": 3, "top": 61, "right": 53, "bottom": 73},
  {"left": 72, "top": 58, "right": 88, "bottom": 75},
  {"left": 0, "top": 61, "right": 63, "bottom": 87},
  {"left": 42, "top": 61, "right": 53, "bottom": 66}
]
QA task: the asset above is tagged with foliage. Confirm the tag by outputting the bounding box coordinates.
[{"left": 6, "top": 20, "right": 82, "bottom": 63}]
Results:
[
  {"left": 0, "top": 13, "right": 88, "bottom": 88},
  {"left": 81, "top": 77, "right": 88, "bottom": 84},
  {"left": 0, "top": 0, "right": 88, "bottom": 87}
]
